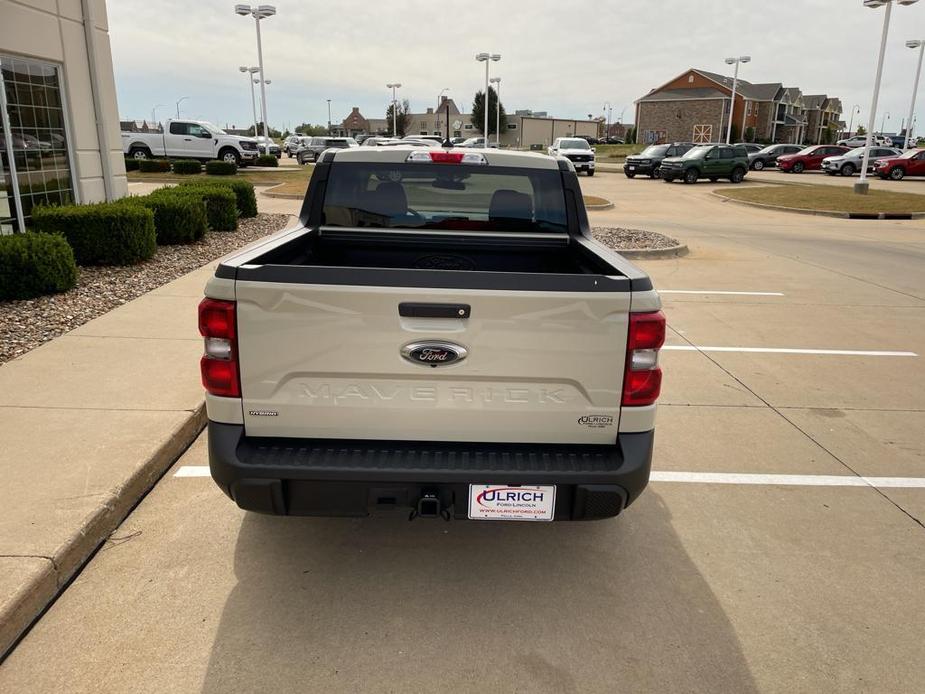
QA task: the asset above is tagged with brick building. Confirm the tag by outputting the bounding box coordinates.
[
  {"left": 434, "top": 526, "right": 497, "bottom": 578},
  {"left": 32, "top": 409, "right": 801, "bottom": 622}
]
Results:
[{"left": 635, "top": 68, "right": 842, "bottom": 146}]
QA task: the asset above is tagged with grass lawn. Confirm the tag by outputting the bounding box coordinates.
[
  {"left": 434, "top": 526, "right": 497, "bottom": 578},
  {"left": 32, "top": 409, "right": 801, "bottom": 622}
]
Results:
[
  {"left": 128, "top": 164, "right": 313, "bottom": 187},
  {"left": 595, "top": 144, "right": 645, "bottom": 160},
  {"left": 582, "top": 195, "right": 611, "bottom": 207},
  {"left": 716, "top": 185, "right": 925, "bottom": 215}
]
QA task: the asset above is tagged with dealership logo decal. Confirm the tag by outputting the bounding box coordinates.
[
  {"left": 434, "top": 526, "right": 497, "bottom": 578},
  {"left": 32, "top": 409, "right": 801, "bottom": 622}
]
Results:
[
  {"left": 477, "top": 487, "right": 547, "bottom": 507},
  {"left": 578, "top": 415, "right": 614, "bottom": 428}
]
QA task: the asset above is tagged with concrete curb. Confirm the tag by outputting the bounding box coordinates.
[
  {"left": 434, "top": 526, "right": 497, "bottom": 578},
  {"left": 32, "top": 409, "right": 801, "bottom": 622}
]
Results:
[
  {"left": 585, "top": 200, "right": 615, "bottom": 210},
  {"left": 617, "top": 244, "right": 689, "bottom": 259},
  {"left": 261, "top": 183, "right": 304, "bottom": 199},
  {"left": 0, "top": 404, "right": 207, "bottom": 657},
  {"left": 711, "top": 191, "right": 925, "bottom": 220}
]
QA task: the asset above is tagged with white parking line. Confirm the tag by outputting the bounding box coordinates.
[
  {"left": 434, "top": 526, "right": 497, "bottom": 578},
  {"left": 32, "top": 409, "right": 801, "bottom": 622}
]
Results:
[
  {"left": 173, "top": 466, "right": 925, "bottom": 488},
  {"left": 659, "top": 290, "right": 785, "bottom": 296},
  {"left": 663, "top": 345, "right": 917, "bottom": 357}
]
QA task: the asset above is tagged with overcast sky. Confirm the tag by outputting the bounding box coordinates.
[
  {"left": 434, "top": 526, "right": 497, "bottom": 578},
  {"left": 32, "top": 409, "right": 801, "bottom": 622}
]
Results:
[{"left": 109, "top": 0, "right": 925, "bottom": 134}]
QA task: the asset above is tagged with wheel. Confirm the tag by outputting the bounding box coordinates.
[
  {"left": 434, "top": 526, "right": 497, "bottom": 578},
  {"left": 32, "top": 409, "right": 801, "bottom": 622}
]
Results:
[
  {"left": 286, "top": 151, "right": 293, "bottom": 158},
  {"left": 624, "top": 172, "right": 636, "bottom": 179},
  {"left": 683, "top": 168, "right": 698, "bottom": 184},
  {"left": 650, "top": 167, "right": 661, "bottom": 179},
  {"left": 752, "top": 159, "right": 765, "bottom": 171},
  {"left": 889, "top": 167, "right": 905, "bottom": 180},
  {"left": 841, "top": 163, "right": 855, "bottom": 176},
  {"left": 587, "top": 169, "right": 595, "bottom": 176},
  {"left": 729, "top": 167, "right": 745, "bottom": 183},
  {"left": 129, "top": 147, "right": 151, "bottom": 160},
  {"left": 792, "top": 161, "right": 805, "bottom": 173},
  {"left": 218, "top": 148, "right": 240, "bottom": 166}
]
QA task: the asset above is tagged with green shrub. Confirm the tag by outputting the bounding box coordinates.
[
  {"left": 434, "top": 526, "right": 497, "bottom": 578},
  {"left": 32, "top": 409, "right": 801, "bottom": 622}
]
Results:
[
  {"left": 205, "top": 160, "right": 237, "bottom": 176},
  {"left": 172, "top": 159, "right": 202, "bottom": 175},
  {"left": 181, "top": 178, "right": 257, "bottom": 218},
  {"left": 32, "top": 201, "right": 156, "bottom": 265},
  {"left": 172, "top": 186, "right": 237, "bottom": 231},
  {"left": 256, "top": 154, "right": 278, "bottom": 167},
  {"left": 138, "top": 159, "right": 172, "bottom": 173},
  {"left": 132, "top": 189, "right": 208, "bottom": 244},
  {"left": 0, "top": 232, "right": 78, "bottom": 300},
  {"left": 124, "top": 157, "right": 140, "bottom": 171}
]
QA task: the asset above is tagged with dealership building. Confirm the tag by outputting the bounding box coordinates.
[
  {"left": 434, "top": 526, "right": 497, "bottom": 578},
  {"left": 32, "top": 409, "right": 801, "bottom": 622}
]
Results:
[{"left": 1, "top": 0, "right": 126, "bottom": 233}]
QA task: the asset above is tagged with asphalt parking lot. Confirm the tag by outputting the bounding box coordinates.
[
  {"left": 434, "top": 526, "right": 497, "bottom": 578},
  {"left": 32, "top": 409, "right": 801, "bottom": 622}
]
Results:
[{"left": 1, "top": 171, "right": 923, "bottom": 693}]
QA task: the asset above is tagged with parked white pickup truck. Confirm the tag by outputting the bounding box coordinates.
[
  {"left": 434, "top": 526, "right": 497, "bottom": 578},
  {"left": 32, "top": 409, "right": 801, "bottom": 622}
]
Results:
[
  {"left": 121, "top": 119, "right": 259, "bottom": 166},
  {"left": 199, "top": 147, "right": 663, "bottom": 521}
]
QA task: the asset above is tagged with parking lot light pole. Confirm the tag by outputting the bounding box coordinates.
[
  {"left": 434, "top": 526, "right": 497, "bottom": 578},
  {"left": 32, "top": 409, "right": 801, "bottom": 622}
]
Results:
[
  {"left": 239, "top": 66, "right": 260, "bottom": 139},
  {"left": 847, "top": 104, "right": 861, "bottom": 137},
  {"left": 175, "top": 96, "right": 188, "bottom": 119},
  {"left": 235, "top": 4, "right": 276, "bottom": 154},
  {"left": 326, "top": 99, "right": 332, "bottom": 135},
  {"left": 857, "top": 0, "right": 919, "bottom": 194},
  {"left": 476, "top": 53, "right": 501, "bottom": 145},
  {"left": 386, "top": 83, "right": 401, "bottom": 136},
  {"left": 723, "top": 56, "right": 750, "bottom": 144},
  {"left": 603, "top": 102, "right": 612, "bottom": 141},
  {"left": 903, "top": 40, "right": 925, "bottom": 148},
  {"left": 490, "top": 77, "right": 501, "bottom": 146},
  {"left": 880, "top": 111, "right": 890, "bottom": 134}
]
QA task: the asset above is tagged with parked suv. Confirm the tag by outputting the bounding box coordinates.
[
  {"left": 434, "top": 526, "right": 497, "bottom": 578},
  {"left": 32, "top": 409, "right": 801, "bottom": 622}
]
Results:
[
  {"left": 838, "top": 134, "right": 892, "bottom": 148},
  {"left": 661, "top": 144, "right": 749, "bottom": 184},
  {"left": 623, "top": 142, "right": 694, "bottom": 179},
  {"left": 296, "top": 136, "right": 358, "bottom": 164},
  {"left": 874, "top": 148, "right": 925, "bottom": 180},
  {"left": 777, "top": 145, "right": 849, "bottom": 173},
  {"left": 748, "top": 143, "right": 803, "bottom": 170},
  {"left": 548, "top": 137, "right": 596, "bottom": 175},
  {"left": 821, "top": 146, "right": 901, "bottom": 176}
]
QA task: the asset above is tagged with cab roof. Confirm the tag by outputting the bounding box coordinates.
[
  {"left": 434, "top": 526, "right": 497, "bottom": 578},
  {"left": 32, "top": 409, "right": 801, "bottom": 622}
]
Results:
[{"left": 327, "top": 146, "right": 560, "bottom": 170}]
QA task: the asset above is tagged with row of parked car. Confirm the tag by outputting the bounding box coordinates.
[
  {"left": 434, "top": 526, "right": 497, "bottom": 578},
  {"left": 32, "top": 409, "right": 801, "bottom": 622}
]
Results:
[
  {"left": 623, "top": 140, "right": 925, "bottom": 182},
  {"left": 280, "top": 134, "right": 497, "bottom": 165}
]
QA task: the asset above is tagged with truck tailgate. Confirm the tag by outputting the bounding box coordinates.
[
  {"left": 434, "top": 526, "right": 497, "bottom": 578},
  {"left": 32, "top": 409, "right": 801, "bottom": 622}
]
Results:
[{"left": 235, "top": 281, "right": 629, "bottom": 444}]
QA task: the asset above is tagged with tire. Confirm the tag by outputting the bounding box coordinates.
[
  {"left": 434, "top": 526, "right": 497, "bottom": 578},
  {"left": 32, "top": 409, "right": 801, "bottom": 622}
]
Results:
[
  {"left": 729, "top": 167, "right": 745, "bottom": 184},
  {"left": 683, "top": 168, "right": 699, "bottom": 184},
  {"left": 792, "top": 161, "right": 805, "bottom": 173},
  {"left": 650, "top": 167, "right": 662, "bottom": 179},
  {"left": 624, "top": 172, "right": 636, "bottom": 179},
  {"left": 663, "top": 175, "right": 675, "bottom": 183},
  {"left": 218, "top": 148, "right": 240, "bottom": 166},
  {"left": 587, "top": 169, "right": 595, "bottom": 176},
  {"left": 752, "top": 159, "right": 765, "bottom": 171},
  {"left": 889, "top": 167, "right": 905, "bottom": 181},
  {"left": 841, "top": 163, "right": 855, "bottom": 177},
  {"left": 129, "top": 146, "right": 151, "bottom": 160}
]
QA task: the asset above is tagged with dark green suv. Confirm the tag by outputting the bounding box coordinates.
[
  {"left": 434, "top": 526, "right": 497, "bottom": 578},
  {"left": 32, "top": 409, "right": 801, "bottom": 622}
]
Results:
[{"left": 661, "top": 144, "right": 749, "bottom": 184}]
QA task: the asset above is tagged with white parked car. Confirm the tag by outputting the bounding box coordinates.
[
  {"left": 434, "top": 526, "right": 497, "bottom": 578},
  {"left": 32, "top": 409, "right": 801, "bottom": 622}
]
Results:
[
  {"left": 821, "top": 146, "right": 902, "bottom": 176},
  {"left": 548, "top": 137, "right": 596, "bottom": 175},
  {"left": 837, "top": 134, "right": 892, "bottom": 148},
  {"left": 121, "top": 119, "right": 259, "bottom": 165}
]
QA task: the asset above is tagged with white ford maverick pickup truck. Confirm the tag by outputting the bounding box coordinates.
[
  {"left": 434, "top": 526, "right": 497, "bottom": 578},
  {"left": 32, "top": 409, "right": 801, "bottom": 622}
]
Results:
[{"left": 199, "top": 147, "right": 663, "bottom": 521}]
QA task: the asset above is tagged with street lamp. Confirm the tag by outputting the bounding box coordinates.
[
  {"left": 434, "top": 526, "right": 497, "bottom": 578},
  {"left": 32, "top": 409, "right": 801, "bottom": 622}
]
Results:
[
  {"left": 235, "top": 4, "right": 276, "bottom": 154},
  {"left": 603, "top": 102, "right": 612, "bottom": 141},
  {"left": 856, "top": 0, "right": 920, "bottom": 194},
  {"left": 880, "top": 110, "right": 890, "bottom": 134},
  {"left": 386, "top": 83, "right": 402, "bottom": 136},
  {"left": 326, "top": 99, "right": 332, "bottom": 135},
  {"left": 239, "top": 66, "right": 260, "bottom": 140},
  {"left": 847, "top": 104, "right": 861, "bottom": 137},
  {"left": 903, "top": 40, "right": 925, "bottom": 148},
  {"left": 151, "top": 103, "right": 166, "bottom": 128},
  {"left": 176, "top": 96, "right": 189, "bottom": 119},
  {"left": 476, "top": 52, "right": 501, "bottom": 145},
  {"left": 490, "top": 77, "right": 502, "bottom": 146},
  {"left": 723, "top": 56, "right": 751, "bottom": 144}
]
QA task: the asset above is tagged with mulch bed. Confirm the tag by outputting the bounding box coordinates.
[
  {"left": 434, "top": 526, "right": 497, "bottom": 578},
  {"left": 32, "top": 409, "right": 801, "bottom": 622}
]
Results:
[{"left": 0, "top": 213, "right": 289, "bottom": 365}]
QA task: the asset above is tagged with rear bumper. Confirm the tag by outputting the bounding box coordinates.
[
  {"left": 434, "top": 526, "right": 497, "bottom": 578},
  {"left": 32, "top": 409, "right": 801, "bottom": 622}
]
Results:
[{"left": 207, "top": 422, "right": 654, "bottom": 520}]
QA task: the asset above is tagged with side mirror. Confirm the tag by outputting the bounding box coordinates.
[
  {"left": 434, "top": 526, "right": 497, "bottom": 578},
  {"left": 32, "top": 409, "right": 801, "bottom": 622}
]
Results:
[{"left": 200, "top": 131, "right": 212, "bottom": 138}]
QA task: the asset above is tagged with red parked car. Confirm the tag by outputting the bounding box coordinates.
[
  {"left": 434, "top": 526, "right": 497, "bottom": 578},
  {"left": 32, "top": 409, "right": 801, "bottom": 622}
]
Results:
[
  {"left": 874, "top": 149, "right": 925, "bottom": 180},
  {"left": 777, "top": 145, "right": 849, "bottom": 173}
]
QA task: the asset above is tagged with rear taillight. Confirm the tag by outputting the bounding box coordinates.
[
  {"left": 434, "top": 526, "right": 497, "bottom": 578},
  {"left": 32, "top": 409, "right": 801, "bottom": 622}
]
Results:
[
  {"left": 198, "top": 298, "right": 240, "bottom": 398},
  {"left": 622, "top": 311, "right": 666, "bottom": 407}
]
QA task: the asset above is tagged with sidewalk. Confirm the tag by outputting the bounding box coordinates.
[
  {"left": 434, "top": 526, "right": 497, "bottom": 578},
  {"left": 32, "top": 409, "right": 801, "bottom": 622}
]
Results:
[{"left": 0, "top": 204, "right": 297, "bottom": 656}]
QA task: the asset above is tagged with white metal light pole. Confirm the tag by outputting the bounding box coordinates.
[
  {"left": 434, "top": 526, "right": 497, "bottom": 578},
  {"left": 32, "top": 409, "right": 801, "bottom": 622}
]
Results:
[
  {"left": 857, "top": 0, "right": 920, "bottom": 194},
  {"left": 724, "top": 56, "right": 751, "bottom": 144},
  {"left": 847, "top": 104, "right": 861, "bottom": 137},
  {"left": 476, "top": 52, "right": 501, "bottom": 145},
  {"left": 151, "top": 104, "right": 166, "bottom": 129},
  {"left": 326, "top": 99, "right": 332, "bottom": 135},
  {"left": 387, "top": 83, "right": 401, "bottom": 136},
  {"left": 603, "top": 101, "right": 612, "bottom": 141},
  {"left": 880, "top": 110, "right": 891, "bottom": 134},
  {"left": 490, "top": 77, "right": 501, "bottom": 146},
  {"left": 239, "top": 66, "right": 260, "bottom": 138},
  {"left": 903, "top": 40, "right": 925, "bottom": 148},
  {"left": 175, "top": 96, "right": 189, "bottom": 119},
  {"left": 235, "top": 4, "right": 276, "bottom": 154}
]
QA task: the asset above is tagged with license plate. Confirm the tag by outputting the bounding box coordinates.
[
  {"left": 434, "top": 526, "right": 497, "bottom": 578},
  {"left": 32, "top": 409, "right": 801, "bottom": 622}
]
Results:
[
  {"left": 628, "top": 166, "right": 635, "bottom": 171},
  {"left": 468, "top": 484, "right": 556, "bottom": 521}
]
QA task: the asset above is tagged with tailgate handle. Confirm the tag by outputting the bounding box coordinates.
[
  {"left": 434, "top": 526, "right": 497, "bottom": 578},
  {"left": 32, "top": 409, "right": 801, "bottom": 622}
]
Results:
[{"left": 399, "top": 302, "right": 470, "bottom": 319}]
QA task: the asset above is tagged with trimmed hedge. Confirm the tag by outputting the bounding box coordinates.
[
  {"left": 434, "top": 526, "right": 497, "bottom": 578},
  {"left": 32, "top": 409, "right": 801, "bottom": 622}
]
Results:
[
  {"left": 133, "top": 189, "right": 208, "bottom": 244},
  {"left": 0, "top": 233, "right": 78, "bottom": 300},
  {"left": 205, "top": 160, "right": 237, "bottom": 176},
  {"left": 171, "top": 186, "right": 237, "bottom": 231},
  {"left": 32, "top": 201, "right": 156, "bottom": 265},
  {"left": 181, "top": 178, "right": 257, "bottom": 218},
  {"left": 256, "top": 154, "right": 278, "bottom": 167},
  {"left": 138, "top": 159, "right": 172, "bottom": 173},
  {"left": 172, "top": 159, "right": 202, "bottom": 175},
  {"left": 124, "top": 157, "right": 140, "bottom": 171}
]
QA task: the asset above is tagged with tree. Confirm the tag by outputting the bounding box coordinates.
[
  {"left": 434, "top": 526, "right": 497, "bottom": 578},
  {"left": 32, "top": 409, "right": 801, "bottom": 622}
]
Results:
[
  {"left": 246, "top": 122, "right": 281, "bottom": 138},
  {"left": 856, "top": 124, "right": 866, "bottom": 136},
  {"left": 294, "top": 123, "right": 328, "bottom": 136},
  {"left": 470, "top": 86, "right": 507, "bottom": 136},
  {"left": 625, "top": 127, "right": 636, "bottom": 144},
  {"left": 385, "top": 98, "right": 412, "bottom": 137}
]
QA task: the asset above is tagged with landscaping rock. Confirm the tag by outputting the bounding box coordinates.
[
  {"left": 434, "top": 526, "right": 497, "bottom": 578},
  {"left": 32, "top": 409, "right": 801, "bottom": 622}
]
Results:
[{"left": 592, "top": 226, "right": 681, "bottom": 251}]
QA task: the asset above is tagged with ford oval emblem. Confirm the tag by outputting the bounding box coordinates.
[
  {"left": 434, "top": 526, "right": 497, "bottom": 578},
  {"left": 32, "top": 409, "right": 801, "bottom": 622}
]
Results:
[{"left": 401, "top": 341, "right": 468, "bottom": 367}]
